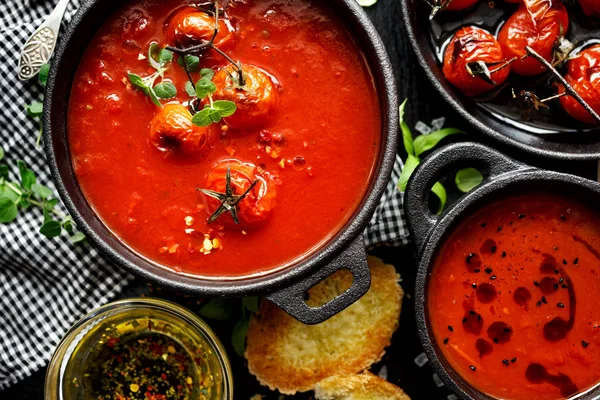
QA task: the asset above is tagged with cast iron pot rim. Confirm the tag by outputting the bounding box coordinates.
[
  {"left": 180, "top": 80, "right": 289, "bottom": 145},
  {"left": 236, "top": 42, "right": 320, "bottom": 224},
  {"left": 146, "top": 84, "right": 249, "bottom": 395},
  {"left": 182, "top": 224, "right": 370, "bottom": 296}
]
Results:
[
  {"left": 414, "top": 170, "right": 600, "bottom": 399},
  {"left": 400, "top": 0, "right": 600, "bottom": 161},
  {"left": 43, "top": 0, "right": 399, "bottom": 296}
]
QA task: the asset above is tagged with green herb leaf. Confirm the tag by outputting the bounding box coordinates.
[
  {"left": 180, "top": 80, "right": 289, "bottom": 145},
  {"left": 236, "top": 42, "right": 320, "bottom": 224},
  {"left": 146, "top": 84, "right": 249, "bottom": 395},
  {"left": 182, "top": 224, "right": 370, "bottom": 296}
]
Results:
[
  {"left": 45, "top": 198, "right": 59, "bottom": 209},
  {"left": 413, "top": 128, "right": 463, "bottom": 157},
  {"left": 40, "top": 220, "right": 62, "bottom": 238},
  {"left": 232, "top": 318, "right": 249, "bottom": 357},
  {"left": 31, "top": 183, "right": 52, "bottom": 199},
  {"left": 192, "top": 107, "right": 222, "bottom": 127},
  {"left": 195, "top": 78, "right": 217, "bottom": 99},
  {"left": 213, "top": 100, "right": 237, "bottom": 117},
  {"left": 198, "top": 298, "right": 235, "bottom": 321},
  {"left": 62, "top": 218, "right": 74, "bottom": 234},
  {"left": 69, "top": 232, "right": 86, "bottom": 244},
  {"left": 185, "top": 81, "right": 196, "bottom": 97},
  {"left": 25, "top": 102, "right": 44, "bottom": 118},
  {"left": 398, "top": 154, "right": 420, "bottom": 192},
  {"left": 455, "top": 168, "right": 483, "bottom": 193},
  {"left": 357, "top": 0, "right": 378, "bottom": 6},
  {"left": 0, "top": 196, "right": 18, "bottom": 223},
  {"left": 148, "top": 86, "right": 162, "bottom": 107},
  {"left": 128, "top": 73, "right": 149, "bottom": 94},
  {"left": 177, "top": 55, "right": 200, "bottom": 72},
  {"left": 158, "top": 48, "right": 173, "bottom": 65},
  {"left": 0, "top": 146, "right": 4, "bottom": 161},
  {"left": 200, "top": 68, "right": 215, "bottom": 81},
  {"left": 154, "top": 82, "right": 177, "bottom": 99},
  {"left": 0, "top": 165, "right": 8, "bottom": 180},
  {"left": 0, "top": 184, "right": 20, "bottom": 203},
  {"left": 242, "top": 296, "right": 259, "bottom": 314},
  {"left": 431, "top": 181, "right": 447, "bottom": 215},
  {"left": 399, "top": 99, "right": 414, "bottom": 157},
  {"left": 17, "top": 161, "right": 36, "bottom": 190},
  {"left": 39, "top": 63, "right": 50, "bottom": 87}
]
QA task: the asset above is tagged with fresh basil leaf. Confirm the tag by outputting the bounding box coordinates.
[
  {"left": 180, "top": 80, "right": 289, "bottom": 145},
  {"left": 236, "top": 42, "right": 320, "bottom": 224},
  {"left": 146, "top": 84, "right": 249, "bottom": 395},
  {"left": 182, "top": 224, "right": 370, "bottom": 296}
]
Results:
[
  {"left": 147, "top": 86, "right": 162, "bottom": 107},
  {"left": 0, "top": 165, "right": 8, "bottom": 180},
  {"left": 154, "top": 82, "right": 177, "bottom": 99},
  {"left": 39, "top": 63, "right": 50, "bottom": 87},
  {"left": 242, "top": 296, "right": 259, "bottom": 314},
  {"left": 455, "top": 168, "right": 483, "bottom": 193},
  {"left": 25, "top": 102, "right": 44, "bottom": 118},
  {"left": 198, "top": 298, "right": 235, "bottom": 321},
  {"left": 213, "top": 100, "right": 236, "bottom": 117},
  {"left": 31, "top": 183, "right": 52, "bottom": 199},
  {"left": 192, "top": 107, "right": 222, "bottom": 127},
  {"left": 17, "top": 161, "right": 36, "bottom": 190},
  {"left": 195, "top": 78, "right": 217, "bottom": 99},
  {"left": 431, "top": 181, "right": 447, "bottom": 215},
  {"left": 232, "top": 318, "right": 249, "bottom": 357},
  {"left": 185, "top": 81, "right": 196, "bottom": 97},
  {"left": 357, "top": 0, "right": 378, "bottom": 6},
  {"left": 200, "top": 68, "right": 215, "bottom": 81},
  {"left": 69, "top": 232, "right": 86, "bottom": 244},
  {"left": 413, "top": 128, "right": 463, "bottom": 157},
  {"left": 398, "top": 154, "right": 420, "bottom": 192},
  {"left": 128, "top": 73, "right": 149, "bottom": 94},
  {"left": 0, "top": 196, "right": 18, "bottom": 223},
  {"left": 0, "top": 146, "right": 4, "bottom": 161},
  {"left": 399, "top": 99, "right": 414, "bottom": 157},
  {"left": 178, "top": 55, "right": 200, "bottom": 72},
  {"left": 40, "top": 220, "right": 62, "bottom": 238}
]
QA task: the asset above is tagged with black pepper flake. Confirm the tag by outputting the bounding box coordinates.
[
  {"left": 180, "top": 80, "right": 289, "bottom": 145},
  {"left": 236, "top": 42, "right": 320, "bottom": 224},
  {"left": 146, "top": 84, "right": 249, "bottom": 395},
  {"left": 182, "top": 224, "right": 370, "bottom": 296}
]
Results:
[
  {"left": 490, "top": 275, "right": 497, "bottom": 280},
  {"left": 474, "top": 269, "right": 481, "bottom": 273},
  {"left": 466, "top": 253, "right": 475, "bottom": 264},
  {"left": 518, "top": 214, "right": 526, "bottom": 219},
  {"left": 582, "top": 340, "right": 590, "bottom": 348},
  {"left": 502, "top": 359, "right": 510, "bottom": 366},
  {"left": 472, "top": 283, "right": 477, "bottom": 289},
  {"left": 557, "top": 303, "right": 565, "bottom": 308},
  {"left": 562, "top": 284, "right": 569, "bottom": 289},
  {"left": 493, "top": 338, "right": 499, "bottom": 344},
  {"left": 537, "top": 300, "right": 542, "bottom": 307},
  {"left": 463, "top": 318, "right": 468, "bottom": 323},
  {"left": 554, "top": 269, "right": 560, "bottom": 275},
  {"left": 469, "top": 310, "right": 476, "bottom": 315},
  {"left": 560, "top": 215, "right": 566, "bottom": 221},
  {"left": 485, "top": 267, "right": 493, "bottom": 274},
  {"left": 502, "top": 251, "right": 507, "bottom": 258},
  {"left": 470, "top": 365, "right": 476, "bottom": 371},
  {"left": 481, "top": 223, "right": 487, "bottom": 228},
  {"left": 534, "top": 280, "right": 540, "bottom": 287},
  {"left": 541, "top": 296, "right": 548, "bottom": 304},
  {"left": 562, "top": 259, "right": 567, "bottom": 265},
  {"left": 448, "top": 325, "right": 454, "bottom": 332},
  {"left": 497, "top": 226, "right": 503, "bottom": 232},
  {"left": 491, "top": 246, "right": 497, "bottom": 254},
  {"left": 559, "top": 277, "right": 564, "bottom": 283},
  {"left": 511, "top": 357, "right": 517, "bottom": 363},
  {"left": 443, "top": 338, "right": 449, "bottom": 345},
  {"left": 574, "top": 258, "right": 579, "bottom": 265},
  {"left": 503, "top": 328, "right": 511, "bottom": 333},
  {"left": 554, "top": 284, "right": 559, "bottom": 290}
]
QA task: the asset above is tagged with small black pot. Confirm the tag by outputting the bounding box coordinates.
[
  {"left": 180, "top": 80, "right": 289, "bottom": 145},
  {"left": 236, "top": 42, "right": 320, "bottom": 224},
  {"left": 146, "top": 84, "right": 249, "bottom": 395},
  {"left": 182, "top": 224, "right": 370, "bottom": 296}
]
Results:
[
  {"left": 43, "top": 0, "right": 398, "bottom": 325},
  {"left": 400, "top": 0, "right": 600, "bottom": 160},
  {"left": 405, "top": 142, "right": 600, "bottom": 399}
]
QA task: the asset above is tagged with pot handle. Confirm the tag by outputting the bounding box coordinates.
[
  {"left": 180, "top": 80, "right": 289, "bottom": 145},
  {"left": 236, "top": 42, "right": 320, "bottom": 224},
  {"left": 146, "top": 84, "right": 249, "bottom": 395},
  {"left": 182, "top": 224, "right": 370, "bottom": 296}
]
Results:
[
  {"left": 405, "top": 142, "right": 527, "bottom": 253},
  {"left": 267, "top": 235, "right": 370, "bottom": 325}
]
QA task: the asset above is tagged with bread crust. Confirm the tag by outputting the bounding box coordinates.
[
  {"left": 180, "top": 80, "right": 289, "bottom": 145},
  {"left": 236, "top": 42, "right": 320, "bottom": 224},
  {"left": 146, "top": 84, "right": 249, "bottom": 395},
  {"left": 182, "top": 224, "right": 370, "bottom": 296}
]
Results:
[{"left": 314, "top": 372, "right": 411, "bottom": 400}]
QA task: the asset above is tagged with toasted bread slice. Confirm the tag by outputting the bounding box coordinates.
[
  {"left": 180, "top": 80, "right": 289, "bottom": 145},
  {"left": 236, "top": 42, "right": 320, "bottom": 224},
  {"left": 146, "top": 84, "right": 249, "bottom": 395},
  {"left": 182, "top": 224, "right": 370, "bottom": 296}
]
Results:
[
  {"left": 314, "top": 372, "right": 411, "bottom": 400},
  {"left": 245, "top": 256, "right": 403, "bottom": 395}
]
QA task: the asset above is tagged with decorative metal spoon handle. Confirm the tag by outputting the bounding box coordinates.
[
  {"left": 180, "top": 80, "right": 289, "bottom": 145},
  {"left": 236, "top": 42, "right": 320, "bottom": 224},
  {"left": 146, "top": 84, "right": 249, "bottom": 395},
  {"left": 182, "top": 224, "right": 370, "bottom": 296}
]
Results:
[{"left": 17, "top": 0, "right": 71, "bottom": 81}]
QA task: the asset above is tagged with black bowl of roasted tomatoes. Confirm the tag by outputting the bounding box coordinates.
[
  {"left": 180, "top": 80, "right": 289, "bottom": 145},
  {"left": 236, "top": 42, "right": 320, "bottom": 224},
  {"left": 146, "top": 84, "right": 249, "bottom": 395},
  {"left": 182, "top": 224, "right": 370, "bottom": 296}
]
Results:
[{"left": 401, "top": 0, "right": 600, "bottom": 160}]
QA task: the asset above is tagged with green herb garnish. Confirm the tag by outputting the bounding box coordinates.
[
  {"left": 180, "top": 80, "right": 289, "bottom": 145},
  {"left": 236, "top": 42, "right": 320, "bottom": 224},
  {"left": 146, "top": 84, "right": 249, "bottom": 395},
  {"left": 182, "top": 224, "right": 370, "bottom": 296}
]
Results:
[
  {"left": 0, "top": 146, "right": 85, "bottom": 241},
  {"left": 455, "top": 168, "right": 483, "bottom": 193},
  {"left": 24, "top": 63, "right": 50, "bottom": 147},
  {"left": 128, "top": 43, "right": 177, "bottom": 107}
]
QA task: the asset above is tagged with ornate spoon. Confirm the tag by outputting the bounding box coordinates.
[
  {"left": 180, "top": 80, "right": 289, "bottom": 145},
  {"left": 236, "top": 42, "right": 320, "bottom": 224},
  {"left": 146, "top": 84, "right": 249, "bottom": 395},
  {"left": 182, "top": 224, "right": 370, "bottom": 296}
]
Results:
[{"left": 17, "top": 0, "right": 71, "bottom": 81}]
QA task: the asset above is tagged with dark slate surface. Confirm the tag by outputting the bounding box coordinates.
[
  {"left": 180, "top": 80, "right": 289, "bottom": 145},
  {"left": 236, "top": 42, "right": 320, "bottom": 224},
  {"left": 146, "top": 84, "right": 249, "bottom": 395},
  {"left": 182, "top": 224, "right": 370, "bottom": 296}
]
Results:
[{"left": 2, "top": 0, "right": 597, "bottom": 399}]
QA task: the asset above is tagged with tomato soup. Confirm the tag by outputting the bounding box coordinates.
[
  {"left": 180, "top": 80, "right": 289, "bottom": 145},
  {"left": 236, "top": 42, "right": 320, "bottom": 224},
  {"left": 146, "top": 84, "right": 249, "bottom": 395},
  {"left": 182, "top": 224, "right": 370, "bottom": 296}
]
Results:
[
  {"left": 429, "top": 193, "right": 600, "bottom": 400},
  {"left": 67, "top": 0, "right": 380, "bottom": 277}
]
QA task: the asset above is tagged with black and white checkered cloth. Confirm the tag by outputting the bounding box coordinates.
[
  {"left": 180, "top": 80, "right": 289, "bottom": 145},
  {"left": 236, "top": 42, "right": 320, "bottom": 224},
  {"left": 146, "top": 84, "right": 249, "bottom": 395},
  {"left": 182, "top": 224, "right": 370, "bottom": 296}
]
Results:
[{"left": 0, "top": 0, "right": 409, "bottom": 390}]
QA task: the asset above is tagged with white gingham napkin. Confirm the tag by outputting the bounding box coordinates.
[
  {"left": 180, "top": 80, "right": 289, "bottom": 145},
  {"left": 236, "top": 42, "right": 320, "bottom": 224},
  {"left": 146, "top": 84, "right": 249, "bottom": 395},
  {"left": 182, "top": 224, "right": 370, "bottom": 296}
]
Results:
[{"left": 0, "top": 0, "right": 409, "bottom": 390}]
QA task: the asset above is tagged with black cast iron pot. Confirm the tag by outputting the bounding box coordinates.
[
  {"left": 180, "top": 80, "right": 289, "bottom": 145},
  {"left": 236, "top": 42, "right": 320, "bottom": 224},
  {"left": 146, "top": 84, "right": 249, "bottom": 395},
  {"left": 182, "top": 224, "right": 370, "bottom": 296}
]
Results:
[
  {"left": 405, "top": 142, "right": 600, "bottom": 399},
  {"left": 400, "top": 0, "right": 600, "bottom": 160},
  {"left": 43, "top": 0, "right": 398, "bottom": 325}
]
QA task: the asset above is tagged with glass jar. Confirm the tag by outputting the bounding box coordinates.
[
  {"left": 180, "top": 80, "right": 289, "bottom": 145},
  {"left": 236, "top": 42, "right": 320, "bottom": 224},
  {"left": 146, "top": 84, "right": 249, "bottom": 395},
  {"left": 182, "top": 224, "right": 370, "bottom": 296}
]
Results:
[{"left": 45, "top": 298, "right": 233, "bottom": 400}]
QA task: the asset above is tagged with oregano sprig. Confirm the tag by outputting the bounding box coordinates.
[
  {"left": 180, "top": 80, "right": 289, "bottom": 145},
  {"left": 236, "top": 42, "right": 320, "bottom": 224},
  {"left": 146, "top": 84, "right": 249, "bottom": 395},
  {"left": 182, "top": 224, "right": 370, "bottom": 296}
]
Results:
[
  {"left": 128, "top": 43, "right": 178, "bottom": 107},
  {"left": 0, "top": 146, "right": 85, "bottom": 242},
  {"left": 24, "top": 63, "right": 50, "bottom": 147}
]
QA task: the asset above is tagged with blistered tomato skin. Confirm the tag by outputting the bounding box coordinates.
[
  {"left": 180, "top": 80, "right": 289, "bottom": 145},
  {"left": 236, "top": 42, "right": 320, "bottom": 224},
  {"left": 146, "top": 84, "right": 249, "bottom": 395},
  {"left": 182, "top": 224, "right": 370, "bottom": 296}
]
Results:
[
  {"left": 445, "top": 0, "right": 479, "bottom": 11},
  {"left": 212, "top": 65, "right": 279, "bottom": 129},
  {"left": 149, "top": 104, "right": 213, "bottom": 156},
  {"left": 166, "top": 7, "right": 234, "bottom": 49},
  {"left": 443, "top": 26, "right": 511, "bottom": 96},
  {"left": 580, "top": 0, "right": 600, "bottom": 16},
  {"left": 203, "top": 159, "right": 277, "bottom": 226},
  {"left": 558, "top": 45, "right": 600, "bottom": 124},
  {"left": 498, "top": 1, "right": 570, "bottom": 76}
]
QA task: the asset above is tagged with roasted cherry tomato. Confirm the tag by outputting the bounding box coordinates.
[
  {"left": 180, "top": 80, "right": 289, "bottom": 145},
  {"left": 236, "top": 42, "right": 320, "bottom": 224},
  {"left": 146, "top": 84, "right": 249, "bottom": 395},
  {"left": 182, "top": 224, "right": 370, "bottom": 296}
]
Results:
[
  {"left": 149, "top": 104, "right": 213, "bottom": 155},
  {"left": 445, "top": 0, "right": 479, "bottom": 11},
  {"left": 443, "top": 26, "right": 511, "bottom": 96},
  {"left": 498, "top": 1, "right": 569, "bottom": 76},
  {"left": 204, "top": 159, "right": 277, "bottom": 226},
  {"left": 580, "top": 0, "right": 600, "bottom": 16},
  {"left": 212, "top": 64, "right": 279, "bottom": 129},
  {"left": 557, "top": 45, "right": 600, "bottom": 124},
  {"left": 166, "top": 7, "right": 234, "bottom": 49}
]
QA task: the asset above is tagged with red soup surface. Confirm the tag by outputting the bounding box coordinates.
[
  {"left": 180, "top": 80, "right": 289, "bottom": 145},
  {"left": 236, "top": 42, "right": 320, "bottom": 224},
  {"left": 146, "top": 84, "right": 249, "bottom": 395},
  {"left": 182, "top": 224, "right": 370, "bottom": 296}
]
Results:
[
  {"left": 429, "top": 193, "right": 600, "bottom": 400},
  {"left": 68, "top": 0, "right": 380, "bottom": 277}
]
